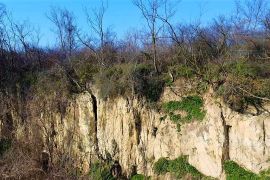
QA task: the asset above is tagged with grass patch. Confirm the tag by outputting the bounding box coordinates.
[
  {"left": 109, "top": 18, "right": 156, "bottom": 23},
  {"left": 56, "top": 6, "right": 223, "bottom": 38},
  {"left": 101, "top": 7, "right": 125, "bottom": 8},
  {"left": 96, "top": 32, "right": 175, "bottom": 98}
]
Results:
[
  {"left": 224, "top": 161, "right": 270, "bottom": 180},
  {"left": 163, "top": 96, "right": 206, "bottom": 124},
  {"left": 131, "top": 174, "right": 150, "bottom": 180},
  {"left": 153, "top": 156, "right": 204, "bottom": 179}
]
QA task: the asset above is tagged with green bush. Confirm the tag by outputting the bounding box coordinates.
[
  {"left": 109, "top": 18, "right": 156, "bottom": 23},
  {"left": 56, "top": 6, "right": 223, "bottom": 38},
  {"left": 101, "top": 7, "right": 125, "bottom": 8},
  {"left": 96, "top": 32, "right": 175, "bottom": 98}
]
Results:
[
  {"left": 89, "top": 162, "right": 115, "bottom": 180},
  {"left": 153, "top": 158, "right": 170, "bottom": 175},
  {"left": 225, "top": 60, "right": 259, "bottom": 78},
  {"left": 224, "top": 161, "right": 260, "bottom": 180},
  {"left": 0, "top": 139, "right": 11, "bottom": 157},
  {"left": 72, "top": 59, "right": 99, "bottom": 84},
  {"left": 170, "top": 65, "right": 195, "bottom": 78},
  {"left": 132, "top": 64, "right": 165, "bottom": 102},
  {"left": 95, "top": 63, "right": 165, "bottom": 102},
  {"left": 224, "top": 161, "right": 270, "bottom": 180},
  {"left": 153, "top": 156, "right": 204, "bottom": 179},
  {"left": 94, "top": 63, "right": 134, "bottom": 99}
]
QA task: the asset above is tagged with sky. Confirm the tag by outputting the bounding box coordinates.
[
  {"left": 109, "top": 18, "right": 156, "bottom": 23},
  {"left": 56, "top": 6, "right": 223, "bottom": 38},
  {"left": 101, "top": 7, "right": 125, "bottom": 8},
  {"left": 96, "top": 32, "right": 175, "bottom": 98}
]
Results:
[{"left": 1, "top": 0, "right": 238, "bottom": 46}]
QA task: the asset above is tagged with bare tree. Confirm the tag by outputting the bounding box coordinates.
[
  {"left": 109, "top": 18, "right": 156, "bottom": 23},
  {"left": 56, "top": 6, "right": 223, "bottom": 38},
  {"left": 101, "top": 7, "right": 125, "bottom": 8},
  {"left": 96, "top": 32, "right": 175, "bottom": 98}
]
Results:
[
  {"left": 78, "top": 0, "right": 111, "bottom": 66},
  {"left": 48, "top": 7, "right": 78, "bottom": 59},
  {"left": 234, "top": 0, "right": 268, "bottom": 32},
  {"left": 132, "top": 0, "right": 170, "bottom": 72}
]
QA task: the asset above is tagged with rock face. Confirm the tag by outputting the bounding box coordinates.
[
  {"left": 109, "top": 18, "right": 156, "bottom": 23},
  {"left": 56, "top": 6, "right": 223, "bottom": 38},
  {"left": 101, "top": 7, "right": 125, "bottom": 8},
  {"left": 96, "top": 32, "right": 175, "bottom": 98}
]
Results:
[
  {"left": 226, "top": 112, "right": 270, "bottom": 174},
  {"left": 1, "top": 88, "right": 270, "bottom": 179},
  {"left": 95, "top": 91, "right": 226, "bottom": 178}
]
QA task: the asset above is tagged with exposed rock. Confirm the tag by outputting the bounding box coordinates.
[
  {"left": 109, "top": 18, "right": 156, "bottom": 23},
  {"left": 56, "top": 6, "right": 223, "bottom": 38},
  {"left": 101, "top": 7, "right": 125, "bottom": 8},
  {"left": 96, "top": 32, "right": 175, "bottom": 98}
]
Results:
[
  {"left": 1, "top": 88, "right": 270, "bottom": 179},
  {"left": 225, "top": 111, "right": 270, "bottom": 173}
]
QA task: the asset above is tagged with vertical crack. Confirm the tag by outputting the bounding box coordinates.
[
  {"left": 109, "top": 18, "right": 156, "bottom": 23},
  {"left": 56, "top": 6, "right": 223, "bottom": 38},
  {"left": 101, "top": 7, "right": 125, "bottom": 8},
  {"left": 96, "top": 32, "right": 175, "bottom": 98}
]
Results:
[
  {"left": 90, "top": 93, "right": 103, "bottom": 161},
  {"left": 263, "top": 120, "right": 266, "bottom": 155},
  {"left": 134, "top": 109, "right": 142, "bottom": 145},
  {"left": 220, "top": 104, "right": 231, "bottom": 163}
]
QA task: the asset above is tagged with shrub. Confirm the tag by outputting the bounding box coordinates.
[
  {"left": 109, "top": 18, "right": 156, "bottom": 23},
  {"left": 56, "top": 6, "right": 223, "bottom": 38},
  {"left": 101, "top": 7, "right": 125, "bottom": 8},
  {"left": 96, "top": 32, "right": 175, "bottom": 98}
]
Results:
[
  {"left": 221, "top": 74, "right": 270, "bottom": 113},
  {"left": 0, "top": 139, "right": 11, "bottom": 157},
  {"left": 131, "top": 174, "right": 149, "bottom": 180},
  {"left": 224, "top": 161, "right": 259, "bottom": 180},
  {"left": 132, "top": 64, "right": 165, "bottom": 102},
  {"left": 89, "top": 162, "right": 115, "bottom": 180},
  {"left": 28, "top": 65, "right": 71, "bottom": 119},
  {"left": 170, "top": 65, "right": 195, "bottom": 78},
  {"left": 225, "top": 60, "right": 259, "bottom": 78},
  {"left": 72, "top": 59, "right": 99, "bottom": 84},
  {"left": 20, "top": 71, "right": 38, "bottom": 89},
  {"left": 94, "top": 63, "right": 134, "bottom": 99},
  {"left": 153, "top": 158, "right": 170, "bottom": 175},
  {"left": 94, "top": 63, "right": 165, "bottom": 102},
  {"left": 153, "top": 156, "right": 204, "bottom": 179}
]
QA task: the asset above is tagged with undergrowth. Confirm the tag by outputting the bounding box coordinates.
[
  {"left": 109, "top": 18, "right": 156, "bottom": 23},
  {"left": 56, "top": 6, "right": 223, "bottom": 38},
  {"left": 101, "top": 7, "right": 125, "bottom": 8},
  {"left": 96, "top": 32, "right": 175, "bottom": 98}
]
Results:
[
  {"left": 224, "top": 161, "right": 270, "bottom": 180},
  {"left": 0, "top": 139, "right": 12, "bottom": 157},
  {"left": 153, "top": 156, "right": 205, "bottom": 179},
  {"left": 130, "top": 174, "right": 150, "bottom": 180},
  {"left": 89, "top": 162, "right": 115, "bottom": 180},
  {"left": 161, "top": 96, "right": 206, "bottom": 131}
]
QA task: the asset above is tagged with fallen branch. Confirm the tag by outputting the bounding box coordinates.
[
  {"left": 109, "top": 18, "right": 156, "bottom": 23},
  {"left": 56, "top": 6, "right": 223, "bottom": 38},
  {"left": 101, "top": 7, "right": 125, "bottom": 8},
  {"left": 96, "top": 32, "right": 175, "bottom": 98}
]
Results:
[{"left": 237, "top": 87, "right": 270, "bottom": 102}]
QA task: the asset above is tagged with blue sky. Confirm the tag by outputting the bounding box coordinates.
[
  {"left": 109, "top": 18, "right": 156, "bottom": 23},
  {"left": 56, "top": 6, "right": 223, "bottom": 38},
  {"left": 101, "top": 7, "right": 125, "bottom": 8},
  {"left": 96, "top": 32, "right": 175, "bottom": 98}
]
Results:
[{"left": 1, "top": 0, "right": 237, "bottom": 46}]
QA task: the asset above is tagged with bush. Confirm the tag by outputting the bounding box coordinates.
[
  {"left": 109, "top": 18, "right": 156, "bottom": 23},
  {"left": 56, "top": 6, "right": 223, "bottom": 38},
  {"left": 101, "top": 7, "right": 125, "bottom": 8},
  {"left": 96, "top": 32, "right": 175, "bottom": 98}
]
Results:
[
  {"left": 221, "top": 74, "right": 270, "bottom": 113},
  {"left": 132, "top": 64, "right": 165, "bottom": 102},
  {"left": 29, "top": 65, "right": 70, "bottom": 117},
  {"left": 94, "top": 63, "right": 134, "bottom": 99},
  {"left": 170, "top": 65, "right": 195, "bottom": 78},
  {"left": 131, "top": 174, "right": 149, "bottom": 180},
  {"left": 224, "top": 161, "right": 260, "bottom": 180},
  {"left": 153, "top": 156, "right": 204, "bottom": 179},
  {"left": 72, "top": 59, "right": 99, "bottom": 84},
  {"left": 94, "top": 63, "right": 165, "bottom": 102},
  {"left": 89, "top": 162, "right": 115, "bottom": 180},
  {"left": 0, "top": 139, "right": 11, "bottom": 157},
  {"left": 227, "top": 60, "right": 259, "bottom": 77},
  {"left": 153, "top": 158, "right": 170, "bottom": 175}
]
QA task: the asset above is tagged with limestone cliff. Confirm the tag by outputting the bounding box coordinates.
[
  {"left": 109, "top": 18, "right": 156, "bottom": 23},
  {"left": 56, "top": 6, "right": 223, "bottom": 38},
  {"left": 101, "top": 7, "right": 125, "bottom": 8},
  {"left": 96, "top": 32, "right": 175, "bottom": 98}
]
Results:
[{"left": 0, "top": 87, "right": 269, "bottom": 179}]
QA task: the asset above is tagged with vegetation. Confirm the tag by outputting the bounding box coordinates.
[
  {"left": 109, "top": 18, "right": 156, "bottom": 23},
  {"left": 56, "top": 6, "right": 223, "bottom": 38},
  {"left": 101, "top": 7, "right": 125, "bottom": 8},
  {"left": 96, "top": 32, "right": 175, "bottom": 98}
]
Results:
[
  {"left": 89, "top": 162, "right": 115, "bottom": 180},
  {"left": 131, "top": 174, "right": 150, "bottom": 180},
  {"left": 0, "top": 0, "right": 270, "bottom": 179},
  {"left": 94, "top": 63, "right": 165, "bottom": 102},
  {"left": 162, "top": 96, "right": 206, "bottom": 129},
  {"left": 224, "top": 161, "right": 270, "bottom": 180},
  {"left": 0, "top": 139, "right": 11, "bottom": 157},
  {"left": 153, "top": 156, "right": 205, "bottom": 179}
]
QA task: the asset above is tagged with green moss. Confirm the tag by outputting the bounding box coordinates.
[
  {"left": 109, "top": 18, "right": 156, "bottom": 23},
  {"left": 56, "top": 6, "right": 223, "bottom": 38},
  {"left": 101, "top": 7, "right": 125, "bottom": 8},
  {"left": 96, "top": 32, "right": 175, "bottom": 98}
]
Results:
[
  {"left": 224, "top": 161, "right": 270, "bottom": 180},
  {"left": 153, "top": 156, "right": 204, "bottom": 179}
]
